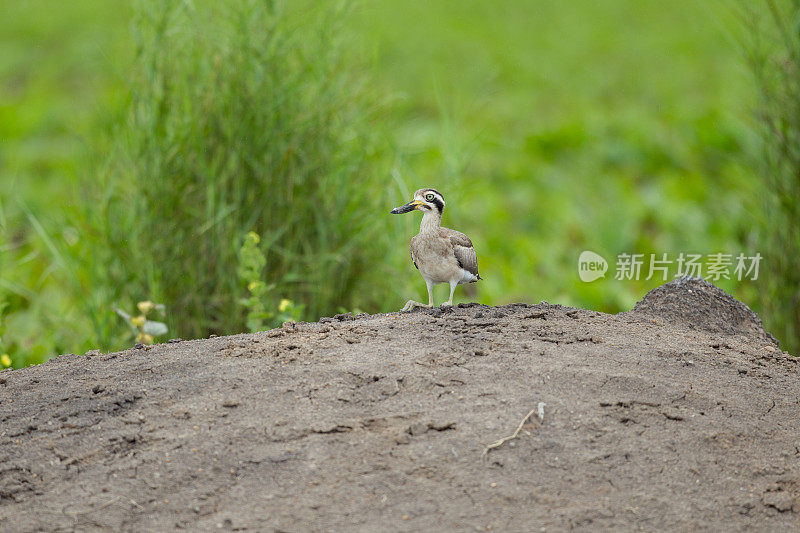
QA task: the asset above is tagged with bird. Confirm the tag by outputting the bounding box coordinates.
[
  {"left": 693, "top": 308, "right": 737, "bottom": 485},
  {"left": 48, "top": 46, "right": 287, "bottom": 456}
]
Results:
[{"left": 390, "top": 188, "right": 481, "bottom": 311}]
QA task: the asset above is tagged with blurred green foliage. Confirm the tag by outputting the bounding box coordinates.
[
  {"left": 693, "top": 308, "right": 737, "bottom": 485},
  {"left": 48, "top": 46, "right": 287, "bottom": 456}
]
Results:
[
  {"left": 0, "top": 0, "right": 793, "bottom": 366},
  {"left": 238, "top": 231, "right": 272, "bottom": 333},
  {"left": 113, "top": 300, "right": 168, "bottom": 345},
  {"left": 742, "top": 0, "right": 800, "bottom": 354},
  {"left": 237, "top": 231, "right": 305, "bottom": 332},
  {"left": 0, "top": 0, "right": 134, "bottom": 366},
  {"left": 80, "top": 0, "right": 391, "bottom": 343},
  {"left": 355, "top": 0, "right": 761, "bottom": 313}
]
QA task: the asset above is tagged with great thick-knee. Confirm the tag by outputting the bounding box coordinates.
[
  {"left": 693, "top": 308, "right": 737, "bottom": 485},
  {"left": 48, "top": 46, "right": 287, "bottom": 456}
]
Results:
[{"left": 390, "top": 188, "right": 481, "bottom": 311}]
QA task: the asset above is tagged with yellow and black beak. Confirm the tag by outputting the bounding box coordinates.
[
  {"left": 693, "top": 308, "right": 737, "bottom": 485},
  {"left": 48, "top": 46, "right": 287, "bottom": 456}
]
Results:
[{"left": 390, "top": 200, "right": 423, "bottom": 214}]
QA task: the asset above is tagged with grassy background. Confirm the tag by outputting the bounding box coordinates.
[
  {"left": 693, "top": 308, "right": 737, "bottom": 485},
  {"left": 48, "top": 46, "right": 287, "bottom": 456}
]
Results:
[
  {"left": 353, "top": 0, "right": 760, "bottom": 311},
  {"left": 0, "top": 1, "right": 133, "bottom": 363},
  {"left": 0, "top": 0, "right": 790, "bottom": 367}
]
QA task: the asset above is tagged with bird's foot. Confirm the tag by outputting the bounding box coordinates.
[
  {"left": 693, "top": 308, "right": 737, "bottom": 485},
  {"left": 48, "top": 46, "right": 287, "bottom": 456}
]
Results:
[
  {"left": 401, "top": 300, "right": 430, "bottom": 312},
  {"left": 440, "top": 302, "right": 453, "bottom": 308}
]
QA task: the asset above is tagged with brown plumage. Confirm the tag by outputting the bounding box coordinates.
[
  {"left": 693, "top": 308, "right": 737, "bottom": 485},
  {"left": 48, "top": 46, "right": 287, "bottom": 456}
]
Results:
[
  {"left": 391, "top": 188, "right": 481, "bottom": 311},
  {"left": 447, "top": 230, "right": 481, "bottom": 280},
  {"left": 410, "top": 228, "right": 480, "bottom": 283}
]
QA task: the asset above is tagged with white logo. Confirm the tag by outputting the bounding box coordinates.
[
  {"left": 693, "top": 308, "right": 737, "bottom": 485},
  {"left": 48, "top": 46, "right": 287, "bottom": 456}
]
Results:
[{"left": 578, "top": 250, "right": 608, "bottom": 282}]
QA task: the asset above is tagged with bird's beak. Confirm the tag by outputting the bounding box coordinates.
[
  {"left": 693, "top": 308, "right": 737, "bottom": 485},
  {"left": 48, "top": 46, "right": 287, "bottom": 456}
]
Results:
[{"left": 390, "top": 200, "right": 423, "bottom": 214}]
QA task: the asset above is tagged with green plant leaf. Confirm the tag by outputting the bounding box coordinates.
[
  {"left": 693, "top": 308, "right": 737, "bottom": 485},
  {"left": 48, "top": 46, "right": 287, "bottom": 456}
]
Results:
[{"left": 142, "top": 320, "right": 168, "bottom": 336}]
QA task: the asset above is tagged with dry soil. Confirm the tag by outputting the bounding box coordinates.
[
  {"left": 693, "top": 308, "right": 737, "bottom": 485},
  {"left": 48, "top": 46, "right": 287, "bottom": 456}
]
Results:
[{"left": 1, "top": 278, "right": 798, "bottom": 531}]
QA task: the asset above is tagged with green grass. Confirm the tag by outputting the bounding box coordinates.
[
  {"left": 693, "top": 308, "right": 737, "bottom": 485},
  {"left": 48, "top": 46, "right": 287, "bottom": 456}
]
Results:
[
  {"left": 0, "top": 1, "right": 132, "bottom": 365},
  {"left": 742, "top": 0, "right": 800, "bottom": 354},
  {"left": 77, "top": 0, "right": 395, "bottom": 343},
  {"left": 0, "top": 0, "right": 794, "bottom": 367},
  {"left": 351, "top": 0, "right": 762, "bottom": 313}
]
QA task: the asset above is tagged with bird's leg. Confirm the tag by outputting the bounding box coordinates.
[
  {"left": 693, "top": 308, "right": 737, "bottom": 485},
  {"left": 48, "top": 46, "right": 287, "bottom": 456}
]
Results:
[
  {"left": 442, "top": 280, "right": 457, "bottom": 307},
  {"left": 401, "top": 280, "right": 434, "bottom": 312},
  {"left": 401, "top": 301, "right": 426, "bottom": 311}
]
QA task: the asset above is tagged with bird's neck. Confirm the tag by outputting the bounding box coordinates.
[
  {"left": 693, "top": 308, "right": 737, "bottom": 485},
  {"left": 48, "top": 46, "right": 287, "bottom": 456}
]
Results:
[{"left": 419, "top": 211, "right": 442, "bottom": 233}]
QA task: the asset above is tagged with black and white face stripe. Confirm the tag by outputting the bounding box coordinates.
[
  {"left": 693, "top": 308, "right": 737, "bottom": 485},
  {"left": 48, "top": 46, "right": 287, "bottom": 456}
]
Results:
[{"left": 415, "top": 188, "right": 445, "bottom": 214}]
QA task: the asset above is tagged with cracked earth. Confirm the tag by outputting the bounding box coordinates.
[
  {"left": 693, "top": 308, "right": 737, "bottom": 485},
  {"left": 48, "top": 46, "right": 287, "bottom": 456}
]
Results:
[{"left": 1, "top": 278, "right": 798, "bottom": 531}]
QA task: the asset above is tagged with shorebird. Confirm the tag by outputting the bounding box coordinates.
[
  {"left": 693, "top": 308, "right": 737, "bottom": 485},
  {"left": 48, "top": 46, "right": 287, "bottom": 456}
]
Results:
[{"left": 390, "top": 188, "right": 481, "bottom": 311}]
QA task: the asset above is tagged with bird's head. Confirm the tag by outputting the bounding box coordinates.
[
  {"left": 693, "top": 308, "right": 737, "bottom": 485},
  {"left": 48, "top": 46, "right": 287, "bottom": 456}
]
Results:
[{"left": 390, "top": 188, "right": 445, "bottom": 215}]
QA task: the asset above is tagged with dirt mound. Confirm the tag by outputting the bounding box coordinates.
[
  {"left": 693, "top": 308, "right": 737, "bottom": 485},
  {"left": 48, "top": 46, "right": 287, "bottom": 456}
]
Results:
[
  {"left": 632, "top": 277, "right": 778, "bottom": 347},
  {"left": 1, "top": 285, "right": 798, "bottom": 531}
]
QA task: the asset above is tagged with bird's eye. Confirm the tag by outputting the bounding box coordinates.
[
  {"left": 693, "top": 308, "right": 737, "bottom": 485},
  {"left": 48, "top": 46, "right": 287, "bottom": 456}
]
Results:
[{"left": 425, "top": 194, "right": 434, "bottom": 201}]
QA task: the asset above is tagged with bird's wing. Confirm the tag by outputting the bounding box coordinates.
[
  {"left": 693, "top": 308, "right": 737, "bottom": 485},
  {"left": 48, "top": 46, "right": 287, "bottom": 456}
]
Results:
[
  {"left": 442, "top": 229, "right": 480, "bottom": 278},
  {"left": 409, "top": 235, "right": 419, "bottom": 270}
]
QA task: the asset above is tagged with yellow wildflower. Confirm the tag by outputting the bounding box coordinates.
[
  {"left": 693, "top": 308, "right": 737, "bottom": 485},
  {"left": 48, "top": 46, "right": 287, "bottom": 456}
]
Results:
[
  {"left": 131, "top": 315, "right": 146, "bottom": 328},
  {"left": 248, "top": 281, "right": 260, "bottom": 293},
  {"left": 279, "top": 299, "right": 291, "bottom": 313},
  {"left": 136, "top": 333, "right": 154, "bottom": 345},
  {"left": 1, "top": 354, "right": 11, "bottom": 367},
  {"left": 247, "top": 231, "right": 260, "bottom": 244},
  {"left": 137, "top": 301, "right": 155, "bottom": 314}
]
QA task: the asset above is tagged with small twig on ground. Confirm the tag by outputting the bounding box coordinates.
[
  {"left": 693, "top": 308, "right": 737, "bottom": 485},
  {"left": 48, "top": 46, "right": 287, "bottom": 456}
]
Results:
[
  {"left": 63, "top": 497, "right": 120, "bottom": 519},
  {"left": 129, "top": 498, "right": 144, "bottom": 511},
  {"left": 482, "top": 402, "right": 546, "bottom": 457}
]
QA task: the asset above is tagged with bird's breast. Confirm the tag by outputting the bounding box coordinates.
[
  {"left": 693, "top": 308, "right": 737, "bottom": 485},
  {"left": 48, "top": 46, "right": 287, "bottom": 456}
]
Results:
[{"left": 410, "top": 235, "right": 459, "bottom": 284}]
